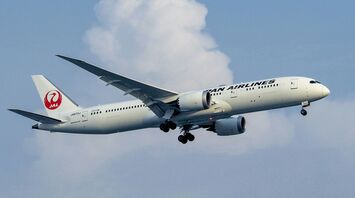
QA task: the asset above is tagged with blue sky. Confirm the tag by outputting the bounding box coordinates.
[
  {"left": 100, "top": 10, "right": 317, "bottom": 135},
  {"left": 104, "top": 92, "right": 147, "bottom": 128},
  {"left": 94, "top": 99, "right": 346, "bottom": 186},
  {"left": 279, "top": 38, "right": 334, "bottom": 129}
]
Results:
[{"left": 1, "top": 0, "right": 355, "bottom": 197}]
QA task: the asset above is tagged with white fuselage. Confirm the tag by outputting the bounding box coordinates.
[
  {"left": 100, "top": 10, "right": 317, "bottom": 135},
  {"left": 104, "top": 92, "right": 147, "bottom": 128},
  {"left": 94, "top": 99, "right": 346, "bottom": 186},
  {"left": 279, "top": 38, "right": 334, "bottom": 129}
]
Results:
[{"left": 38, "top": 76, "right": 329, "bottom": 134}]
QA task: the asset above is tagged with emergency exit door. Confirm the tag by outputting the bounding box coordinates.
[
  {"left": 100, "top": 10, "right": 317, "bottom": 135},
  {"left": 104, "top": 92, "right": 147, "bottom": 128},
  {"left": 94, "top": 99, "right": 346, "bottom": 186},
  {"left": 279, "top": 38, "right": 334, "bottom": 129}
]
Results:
[{"left": 81, "top": 111, "right": 88, "bottom": 122}]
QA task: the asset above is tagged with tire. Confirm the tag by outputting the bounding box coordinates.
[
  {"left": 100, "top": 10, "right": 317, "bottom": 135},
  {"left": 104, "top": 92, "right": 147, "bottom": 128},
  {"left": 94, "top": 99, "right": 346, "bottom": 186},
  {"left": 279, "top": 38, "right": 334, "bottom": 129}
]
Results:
[
  {"left": 178, "top": 135, "right": 188, "bottom": 144},
  {"left": 301, "top": 109, "right": 307, "bottom": 116},
  {"left": 160, "top": 124, "right": 169, "bottom": 132},
  {"left": 168, "top": 121, "right": 177, "bottom": 130},
  {"left": 186, "top": 133, "right": 195, "bottom": 142}
]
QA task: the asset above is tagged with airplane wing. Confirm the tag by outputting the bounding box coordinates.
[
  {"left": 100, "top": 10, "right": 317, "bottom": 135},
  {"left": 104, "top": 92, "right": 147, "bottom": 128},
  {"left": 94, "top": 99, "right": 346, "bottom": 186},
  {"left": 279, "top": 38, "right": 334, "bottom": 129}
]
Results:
[
  {"left": 8, "top": 109, "right": 63, "bottom": 124},
  {"left": 57, "top": 55, "right": 179, "bottom": 118}
]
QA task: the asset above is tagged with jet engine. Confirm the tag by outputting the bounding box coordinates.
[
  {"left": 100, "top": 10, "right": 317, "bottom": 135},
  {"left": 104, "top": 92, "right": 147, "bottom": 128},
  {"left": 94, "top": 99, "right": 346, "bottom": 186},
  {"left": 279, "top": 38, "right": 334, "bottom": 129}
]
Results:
[
  {"left": 212, "top": 116, "right": 246, "bottom": 136},
  {"left": 178, "top": 91, "right": 211, "bottom": 111}
]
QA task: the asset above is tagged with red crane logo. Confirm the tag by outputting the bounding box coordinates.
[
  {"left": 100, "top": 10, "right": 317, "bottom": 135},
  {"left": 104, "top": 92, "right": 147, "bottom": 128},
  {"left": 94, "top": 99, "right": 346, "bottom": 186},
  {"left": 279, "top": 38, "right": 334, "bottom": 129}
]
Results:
[{"left": 44, "top": 90, "right": 62, "bottom": 110}]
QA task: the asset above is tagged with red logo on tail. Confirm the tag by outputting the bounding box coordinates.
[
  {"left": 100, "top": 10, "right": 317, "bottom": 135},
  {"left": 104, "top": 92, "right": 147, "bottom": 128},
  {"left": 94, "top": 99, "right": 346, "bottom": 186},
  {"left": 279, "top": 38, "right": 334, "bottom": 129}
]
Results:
[{"left": 44, "top": 90, "right": 62, "bottom": 110}]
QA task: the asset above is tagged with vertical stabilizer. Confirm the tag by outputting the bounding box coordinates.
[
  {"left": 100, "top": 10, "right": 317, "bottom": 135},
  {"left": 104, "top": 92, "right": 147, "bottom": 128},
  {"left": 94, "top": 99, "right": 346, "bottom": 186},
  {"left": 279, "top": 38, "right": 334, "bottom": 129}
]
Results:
[{"left": 32, "top": 75, "right": 80, "bottom": 118}]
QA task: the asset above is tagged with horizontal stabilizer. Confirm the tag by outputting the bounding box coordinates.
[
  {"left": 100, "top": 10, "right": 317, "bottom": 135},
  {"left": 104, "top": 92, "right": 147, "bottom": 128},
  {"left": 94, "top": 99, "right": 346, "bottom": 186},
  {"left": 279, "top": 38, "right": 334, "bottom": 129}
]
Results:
[{"left": 8, "top": 109, "right": 63, "bottom": 124}]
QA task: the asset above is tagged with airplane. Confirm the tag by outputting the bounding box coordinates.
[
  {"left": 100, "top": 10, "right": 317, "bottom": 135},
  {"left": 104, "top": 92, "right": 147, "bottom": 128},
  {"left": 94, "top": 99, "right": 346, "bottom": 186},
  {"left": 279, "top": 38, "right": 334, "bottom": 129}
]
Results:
[{"left": 9, "top": 55, "right": 330, "bottom": 144}]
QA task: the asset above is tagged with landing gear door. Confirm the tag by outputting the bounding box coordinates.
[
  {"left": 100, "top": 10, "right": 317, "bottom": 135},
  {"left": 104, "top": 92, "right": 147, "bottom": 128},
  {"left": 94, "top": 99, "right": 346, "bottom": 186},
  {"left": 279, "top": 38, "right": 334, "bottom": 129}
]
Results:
[
  {"left": 290, "top": 79, "right": 298, "bottom": 90},
  {"left": 81, "top": 111, "right": 88, "bottom": 122}
]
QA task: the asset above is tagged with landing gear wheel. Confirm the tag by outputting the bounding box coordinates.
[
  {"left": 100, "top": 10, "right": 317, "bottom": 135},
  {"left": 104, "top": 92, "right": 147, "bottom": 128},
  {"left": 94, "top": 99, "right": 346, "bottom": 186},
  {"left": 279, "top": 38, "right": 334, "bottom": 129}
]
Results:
[
  {"left": 167, "top": 121, "right": 177, "bottom": 130},
  {"left": 300, "top": 109, "right": 307, "bottom": 116},
  {"left": 160, "top": 124, "right": 170, "bottom": 132},
  {"left": 185, "top": 133, "right": 195, "bottom": 142},
  {"left": 178, "top": 135, "right": 188, "bottom": 144}
]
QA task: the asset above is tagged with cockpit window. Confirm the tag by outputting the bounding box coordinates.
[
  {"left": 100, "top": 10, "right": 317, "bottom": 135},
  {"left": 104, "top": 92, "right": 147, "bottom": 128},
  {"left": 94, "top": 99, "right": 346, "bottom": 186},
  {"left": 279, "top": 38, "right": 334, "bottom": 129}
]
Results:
[{"left": 310, "top": 80, "right": 321, "bottom": 84}]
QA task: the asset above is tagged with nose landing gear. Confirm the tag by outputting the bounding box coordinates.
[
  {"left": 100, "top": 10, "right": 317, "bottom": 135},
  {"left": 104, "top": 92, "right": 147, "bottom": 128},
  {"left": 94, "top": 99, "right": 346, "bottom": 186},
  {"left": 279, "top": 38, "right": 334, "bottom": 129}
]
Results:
[{"left": 300, "top": 101, "right": 310, "bottom": 116}]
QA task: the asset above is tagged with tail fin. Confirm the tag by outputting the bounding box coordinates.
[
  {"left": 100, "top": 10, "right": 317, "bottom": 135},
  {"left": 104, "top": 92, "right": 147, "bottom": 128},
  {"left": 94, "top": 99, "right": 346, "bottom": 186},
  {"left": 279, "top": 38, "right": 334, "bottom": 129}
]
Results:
[{"left": 32, "top": 75, "right": 80, "bottom": 118}]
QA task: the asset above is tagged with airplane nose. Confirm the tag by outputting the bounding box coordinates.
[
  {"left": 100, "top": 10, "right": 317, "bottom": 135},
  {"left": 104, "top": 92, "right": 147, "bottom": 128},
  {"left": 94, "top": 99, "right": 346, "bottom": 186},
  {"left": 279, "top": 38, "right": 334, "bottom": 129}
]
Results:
[{"left": 322, "top": 86, "right": 330, "bottom": 97}]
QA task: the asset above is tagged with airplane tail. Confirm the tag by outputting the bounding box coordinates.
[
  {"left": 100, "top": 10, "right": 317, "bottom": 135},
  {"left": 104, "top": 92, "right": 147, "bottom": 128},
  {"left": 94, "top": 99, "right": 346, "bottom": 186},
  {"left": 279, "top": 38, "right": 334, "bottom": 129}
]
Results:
[{"left": 31, "top": 75, "right": 81, "bottom": 118}]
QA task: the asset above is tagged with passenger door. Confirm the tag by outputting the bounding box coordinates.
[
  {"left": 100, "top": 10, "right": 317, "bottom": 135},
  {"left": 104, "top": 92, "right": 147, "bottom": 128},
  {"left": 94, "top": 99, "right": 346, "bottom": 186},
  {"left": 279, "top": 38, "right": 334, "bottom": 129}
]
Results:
[
  {"left": 81, "top": 111, "right": 88, "bottom": 122},
  {"left": 70, "top": 112, "right": 81, "bottom": 124},
  {"left": 290, "top": 79, "right": 298, "bottom": 90},
  {"left": 230, "top": 90, "right": 238, "bottom": 98}
]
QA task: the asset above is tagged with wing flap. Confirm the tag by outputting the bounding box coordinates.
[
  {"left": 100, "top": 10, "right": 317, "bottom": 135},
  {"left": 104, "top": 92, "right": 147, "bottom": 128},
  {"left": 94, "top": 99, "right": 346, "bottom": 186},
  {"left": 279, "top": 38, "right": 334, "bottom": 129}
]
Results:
[{"left": 9, "top": 109, "right": 63, "bottom": 124}]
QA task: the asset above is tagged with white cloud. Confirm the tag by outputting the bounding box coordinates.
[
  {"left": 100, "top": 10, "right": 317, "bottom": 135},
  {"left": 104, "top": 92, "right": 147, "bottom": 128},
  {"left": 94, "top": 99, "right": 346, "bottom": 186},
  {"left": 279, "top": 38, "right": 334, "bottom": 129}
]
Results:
[
  {"left": 85, "top": 0, "right": 233, "bottom": 91},
  {"left": 29, "top": 131, "right": 156, "bottom": 182},
  {"left": 295, "top": 99, "right": 355, "bottom": 155}
]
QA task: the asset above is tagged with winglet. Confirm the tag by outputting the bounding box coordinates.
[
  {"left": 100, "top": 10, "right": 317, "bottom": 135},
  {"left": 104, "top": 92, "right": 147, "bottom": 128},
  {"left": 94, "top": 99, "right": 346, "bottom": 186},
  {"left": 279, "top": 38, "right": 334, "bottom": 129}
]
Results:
[
  {"left": 56, "top": 55, "right": 86, "bottom": 65},
  {"left": 56, "top": 54, "right": 70, "bottom": 60}
]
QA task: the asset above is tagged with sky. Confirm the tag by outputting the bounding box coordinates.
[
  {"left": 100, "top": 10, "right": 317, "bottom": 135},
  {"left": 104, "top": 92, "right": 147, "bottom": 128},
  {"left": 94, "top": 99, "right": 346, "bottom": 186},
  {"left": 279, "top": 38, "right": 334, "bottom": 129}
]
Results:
[{"left": 1, "top": 0, "right": 355, "bottom": 197}]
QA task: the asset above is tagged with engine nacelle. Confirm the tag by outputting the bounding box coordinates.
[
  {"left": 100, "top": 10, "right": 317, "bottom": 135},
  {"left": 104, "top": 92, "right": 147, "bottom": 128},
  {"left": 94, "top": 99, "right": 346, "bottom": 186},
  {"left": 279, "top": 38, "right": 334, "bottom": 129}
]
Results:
[
  {"left": 213, "top": 116, "right": 246, "bottom": 136},
  {"left": 178, "top": 91, "right": 211, "bottom": 111}
]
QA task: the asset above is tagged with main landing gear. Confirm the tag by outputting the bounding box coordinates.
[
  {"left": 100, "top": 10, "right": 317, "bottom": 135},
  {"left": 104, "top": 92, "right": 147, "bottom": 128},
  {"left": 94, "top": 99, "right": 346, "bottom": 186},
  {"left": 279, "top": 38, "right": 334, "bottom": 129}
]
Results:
[
  {"left": 178, "top": 125, "right": 195, "bottom": 144},
  {"left": 300, "top": 101, "right": 310, "bottom": 116},
  {"left": 178, "top": 132, "right": 195, "bottom": 144},
  {"left": 159, "top": 121, "right": 195, "bottom": 144}
]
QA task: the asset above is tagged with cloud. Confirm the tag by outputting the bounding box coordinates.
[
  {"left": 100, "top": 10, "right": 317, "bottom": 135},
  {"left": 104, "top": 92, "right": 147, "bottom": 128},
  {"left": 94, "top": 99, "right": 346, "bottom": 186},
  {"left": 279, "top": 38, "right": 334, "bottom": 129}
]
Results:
[
  {"left": 28, "top": 131, "right": 156, "bottom": 182},
  {"left": 85, "top": 0, "right": 233, "bottom": 91},
  {"left": 194, "top": 99, "right": 355, "bottom": 156},
  {"left": 295, "top": 99, "right": 355, "bottom": 156},
  {"left": 194, "top": 111, "right": 295, "bottom": 155}
]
